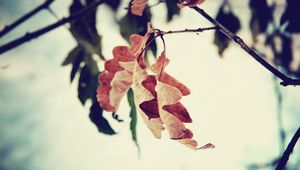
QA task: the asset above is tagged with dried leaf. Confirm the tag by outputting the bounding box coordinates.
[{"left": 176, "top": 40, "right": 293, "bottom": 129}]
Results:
[
  {"left": 97, "top": 25, "right": 153, "bottom": 112},
  {"left": 131, "top": 0, "right": 149, "bottom": 16},
  {"left": 132, "top": 59, "right": 165, "bottom": 138},
  {"left": 152, "top": 51, "right": 214, "bottom": 150}
]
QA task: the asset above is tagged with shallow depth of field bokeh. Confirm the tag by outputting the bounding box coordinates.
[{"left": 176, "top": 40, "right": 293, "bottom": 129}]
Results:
[{"left": 0, "top": 0, "right": 299, "bottom": 170}]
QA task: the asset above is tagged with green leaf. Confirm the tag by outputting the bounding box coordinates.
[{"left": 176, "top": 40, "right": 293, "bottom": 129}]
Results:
[
  {"left": 62, "top": 46, "right": 84, "bottom": 66},
  {"left": 127, "top": 88, "right": 140, "bottom": 152},
  {"left": 77, "top": 65, "right": 99, "bottom": 105},
  {"left": 70, "top": 49, "right": 84, "bottom": 82},
  {"left": 165, "top": 0, "right": 180, "bottom": 22},
  {"left": 89, "top": 99, "right": 116, "bottom": 135},
  {"left": 69, "top": 0, "right": 105, "bottom": 60}
]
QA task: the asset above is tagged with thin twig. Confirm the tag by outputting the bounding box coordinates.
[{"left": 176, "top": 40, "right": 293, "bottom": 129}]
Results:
[
  {"left": 191, "top": 6, "right": 300, "bottom": 87},
  {"left": 275, "top": 126, "right": 300, "bottom": 170},
  {"left": 141, "top": 26, "right": 216, "bottom": 55},
  {"left": 0, "top": 0, "right": 55, "bottom": 38},
  {"left": 157, "top": 26, "right": 217, "bottom": 35},
  {"left": 0, "top": 0, "right": 104, "bottom": 55}
]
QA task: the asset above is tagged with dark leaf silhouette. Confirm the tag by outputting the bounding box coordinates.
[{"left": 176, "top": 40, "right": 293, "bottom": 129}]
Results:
[
  {"left": 69, "top": 0, "right": 105, "bottom": 60},
  {"left": 62, "top": 46, "right": 84, "bottom": 66},
  {"left": 70, "top": 47, "right": 84, "bottom": 82},
  {"left": 89, "top": 98, "right": 116, "bottom": 135},
  {"left": 61, "top": 0, "right": 117, "bottom": 136},
  {"left": 280, "top": 36, "right": 293, "bottom": 73},
  {"left": 249, "top": 0, "right": 272, "bottom": 42},
  {"left": 165, "top": 0, "right": 181, "bottom": 22},
  {"left": 280, "top": 0, "right": 300, "bottom": 33},
  {"left": 213, "top": 5, "right": 240, "bottom": 56}
]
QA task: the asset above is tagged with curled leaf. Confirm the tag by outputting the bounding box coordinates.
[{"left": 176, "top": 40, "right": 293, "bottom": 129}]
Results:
[
  {"left": 97, "top": 24, "right": 153, "bottom": 111},
  {"left": 131, "top": 0, "right": 149, "bottom": 16},
  {"left": 132, "top": 59, "right": 165, "bottom": 138},
  {"left": 152, "top": 51, "right": 213, "bottom": 150},
  {"left": 97, "top": 46, "right": 136, "bottom": 112}
]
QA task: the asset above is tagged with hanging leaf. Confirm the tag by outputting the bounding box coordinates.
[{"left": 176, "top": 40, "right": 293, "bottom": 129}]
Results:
[
  {"left": 89, "top": 98, "right": 116, "bottom": 135},
  {"left": 151, "top": 51, "right": 214, "bottom": 150},
  {"left": 213, "top": 5, "right": 241, "bottom": 56},
  {"left": 280, "top": 35, "right": 293, "bottom": 72},
  {"left": 249, "top": 0, "right": 272, "bottom": 42},
  {"left": 70, "top": 48, "right": 85, "bottom": 82},
  {"left": 69, "top": 0, "right": 105, "bottom": 60},
  {"left": 97, "top": 25, "right": 153, "bottom": 112},
  {"left": 98, "top": 26, "right": 214, "bottom": 150},
  {"left": 62, "top": 46, "right": 84, "bottom": 66},
  {"left": 127, "top": 88, "right": 140, "bottom": 150},
  {"left": 60, "top": 0, "right": 119, "bottom": 136},
  {"left": 165, "top": 0, "right": 181, "bottom": 22},
  {"left": 280, "top": 0, "right": 300, "bottom": 33},
  {"left": 131, "top": 0, "right": 149, "bottom": 16}
]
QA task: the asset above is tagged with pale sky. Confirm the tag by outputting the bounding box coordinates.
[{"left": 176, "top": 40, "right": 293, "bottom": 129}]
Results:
[{"left": 0, "top": 0, "right": 299, "bottom": 170}]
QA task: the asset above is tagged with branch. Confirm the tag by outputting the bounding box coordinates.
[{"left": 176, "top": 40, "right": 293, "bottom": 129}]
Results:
[
  {"left": 142, "top": 26, "right": 216, "bottom": 53},
  {"left": 156, "top": 26, "right": 217, "bottom": 35},
  {"left": 0, "top": 0, "right": 55, "bottom": 38},
  {"left": 275, "top": 126, "right": 300, "bottom": 170},
  {"left": 0, "top": 0, "right": 104, "bottom": 55},
  {"left": 191, "top": 6, "right": 300, "bottom": 87}
]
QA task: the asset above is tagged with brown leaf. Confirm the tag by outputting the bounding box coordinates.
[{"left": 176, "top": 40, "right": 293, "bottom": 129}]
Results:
[
  {"left": 153, "top": 51, "right": 213, "bottom": 150},
  {"left": 132, "top": 60, "right": 165, "bottom": 138},
  {"left": 97, "top": 25, "right": 153, "bottom": 112},
  {"left": 131, "top": 0, "right": 149, "bottom": 16}
]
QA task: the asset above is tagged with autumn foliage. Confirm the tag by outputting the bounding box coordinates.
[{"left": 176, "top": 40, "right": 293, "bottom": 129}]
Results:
[{"left": 97, "top": 21, "right": 214, "bottom": 150}]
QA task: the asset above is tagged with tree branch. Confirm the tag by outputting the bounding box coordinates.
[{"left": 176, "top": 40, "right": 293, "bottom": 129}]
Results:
[
  {"left": 0, "top": 0, "right": 55, "bottom": 38},
  {"left": 156, "top": 26, "right": 217, "bottom": 35},
  {"left": 0, "top": 0, "right": 104, "bottom": 55},
  {"left": 191, "top": 6, "right": 300, "bottom": 87},
  {"left": 275, "top": 126, "right": 300, "bottom": 170}
]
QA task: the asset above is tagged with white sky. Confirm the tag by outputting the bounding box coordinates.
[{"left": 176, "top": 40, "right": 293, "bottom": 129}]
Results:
[{"left": 0, "top": 0, "right": 299, "bottom": 170}]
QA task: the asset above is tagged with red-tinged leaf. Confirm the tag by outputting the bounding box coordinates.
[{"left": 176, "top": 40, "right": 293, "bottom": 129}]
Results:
[
  {"left": 131, "top": 0, "right": 149, "bottom": 16},
  {"left": 163, "top": 103, "right": 192, "bottom": 123},
  {"left": 132, "top": 59, "right": 165, "bottom": 138},
  {"left": 151, "top": 51, "right": 190, "bottom": 96},
  {"left": 153, "top": 51, "right": 213, "bottom": 150},
  {"left": 97, "top": 24, "right": 153, "bottom": 112}
]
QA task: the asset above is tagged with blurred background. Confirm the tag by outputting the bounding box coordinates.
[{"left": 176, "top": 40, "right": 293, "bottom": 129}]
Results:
[{"left": 0, "top": 0, "right": 299, "bottom": 170}]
